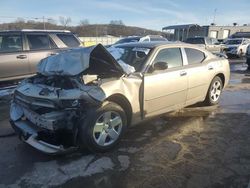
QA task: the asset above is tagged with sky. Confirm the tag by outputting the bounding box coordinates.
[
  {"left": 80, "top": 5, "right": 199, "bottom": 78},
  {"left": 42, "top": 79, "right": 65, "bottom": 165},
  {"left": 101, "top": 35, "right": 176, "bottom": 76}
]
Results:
[{"left": 0, "top": 0, "right": 250, "bottom": 30}]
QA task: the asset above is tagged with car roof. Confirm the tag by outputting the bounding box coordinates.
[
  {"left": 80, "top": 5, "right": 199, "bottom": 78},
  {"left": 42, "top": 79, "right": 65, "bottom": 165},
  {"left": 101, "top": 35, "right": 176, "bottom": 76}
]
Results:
[
  {"left": 113, "top": 41, "right": 212, "bottom": 55},
  {"left": 114, "top": 41, "right": 174, "bottom": 49},
  {"left": 228, "top": 38, "right": 245, "bottom": 40},
  {"left": 186, "top": 36, "right": 207, "bottom": 39},
  {"left": 0, "top": 29, "right": 71, "bottom": 33}
]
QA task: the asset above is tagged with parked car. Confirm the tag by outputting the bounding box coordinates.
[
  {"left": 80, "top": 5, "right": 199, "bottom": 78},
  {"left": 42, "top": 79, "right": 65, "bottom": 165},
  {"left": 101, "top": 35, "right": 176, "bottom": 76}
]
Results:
[
  {"left": 10, "top": 42, "right": 230, "bottom": 154},
  {"left": 185, "top": 37, "right": 223, "bottom": 53},
  {"left": 223, "top": 38, "right": 250, "bottom": 58},
  {"left": 0, "top": 29, "right": 82, "bottom": 83},
  {"left": 114, "top": 35, "right": 167, "bottom": 45}
]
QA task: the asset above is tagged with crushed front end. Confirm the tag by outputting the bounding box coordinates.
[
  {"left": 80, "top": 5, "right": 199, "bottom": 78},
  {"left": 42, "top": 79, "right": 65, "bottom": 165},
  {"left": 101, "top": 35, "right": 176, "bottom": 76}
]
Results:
[{"left": 10, "top": 75, "right": 105, "bottom": 154}]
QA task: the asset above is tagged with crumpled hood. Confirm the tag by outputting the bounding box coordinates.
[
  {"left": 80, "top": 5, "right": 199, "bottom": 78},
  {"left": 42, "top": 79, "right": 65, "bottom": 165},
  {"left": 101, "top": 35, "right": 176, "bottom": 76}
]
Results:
[{"left": 37, "top": 44, "right": 125, "bottom": 76}]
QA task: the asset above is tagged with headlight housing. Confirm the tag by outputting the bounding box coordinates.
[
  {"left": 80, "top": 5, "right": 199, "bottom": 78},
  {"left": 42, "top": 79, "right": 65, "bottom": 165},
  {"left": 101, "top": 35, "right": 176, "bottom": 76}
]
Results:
[{"left": 60, "top": 99, "right": 79, "bottom": 108}]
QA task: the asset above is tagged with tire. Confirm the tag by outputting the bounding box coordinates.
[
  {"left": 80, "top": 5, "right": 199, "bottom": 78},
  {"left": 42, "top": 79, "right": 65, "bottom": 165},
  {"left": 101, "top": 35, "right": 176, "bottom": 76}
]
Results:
[
  {"left": 78, "top": 101, "right": 127, "bottom": 153},
  {"left": 247, "top": 58, "right": 250, "bottom": 70},
  {"left": 204, "top": 76, "right": 223, "bottom": 106}
]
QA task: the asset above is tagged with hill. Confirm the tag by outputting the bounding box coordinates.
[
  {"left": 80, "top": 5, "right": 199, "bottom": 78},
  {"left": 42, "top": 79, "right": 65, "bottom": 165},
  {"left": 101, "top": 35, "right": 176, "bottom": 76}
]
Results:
[{"left": 0, "top": 21, "right": 164, "bottom": 37}]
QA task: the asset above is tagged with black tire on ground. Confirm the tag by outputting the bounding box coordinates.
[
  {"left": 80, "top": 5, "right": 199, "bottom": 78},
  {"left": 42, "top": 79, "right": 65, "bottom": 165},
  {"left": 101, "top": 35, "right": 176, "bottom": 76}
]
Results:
[
  {"left": 78, "top": 101, "right": 127, "bottom": 153},
  {"left": 204, "top": 76, "right": 223, "bottom": 106},
  {"left": 247, "top": 58, "right": 250, "bottom": 70}
]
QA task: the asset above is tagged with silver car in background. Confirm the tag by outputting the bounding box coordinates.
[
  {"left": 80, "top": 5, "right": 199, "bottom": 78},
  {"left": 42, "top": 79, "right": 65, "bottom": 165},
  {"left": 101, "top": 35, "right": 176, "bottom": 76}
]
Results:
[
  {"left": 10, "top": 42, "right": 230, "bottom": 154},
  {"left": 0, "top": 29, "right": 82, "bottom": 83}
]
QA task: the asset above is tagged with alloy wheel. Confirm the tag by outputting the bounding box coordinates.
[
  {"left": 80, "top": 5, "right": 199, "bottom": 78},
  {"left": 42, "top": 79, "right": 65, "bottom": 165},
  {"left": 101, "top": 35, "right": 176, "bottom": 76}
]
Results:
[
  {"left": 210, "top": 81, "right": 221, "bottom": 102},
  {"left": 93, "top": 111, "right": 123, "bottom": 146}
]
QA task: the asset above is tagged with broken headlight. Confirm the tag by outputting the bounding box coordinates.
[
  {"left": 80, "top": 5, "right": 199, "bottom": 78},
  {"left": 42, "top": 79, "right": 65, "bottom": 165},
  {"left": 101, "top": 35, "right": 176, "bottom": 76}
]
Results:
[{"left": 61, "top": 99, "right": 79, "bottom": 108}]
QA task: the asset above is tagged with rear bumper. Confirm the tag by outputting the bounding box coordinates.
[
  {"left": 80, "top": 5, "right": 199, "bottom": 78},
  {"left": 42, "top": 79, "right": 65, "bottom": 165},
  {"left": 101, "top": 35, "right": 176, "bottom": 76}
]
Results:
[{"left": 10, "top": 119, "right": 77, "bottom": 154}]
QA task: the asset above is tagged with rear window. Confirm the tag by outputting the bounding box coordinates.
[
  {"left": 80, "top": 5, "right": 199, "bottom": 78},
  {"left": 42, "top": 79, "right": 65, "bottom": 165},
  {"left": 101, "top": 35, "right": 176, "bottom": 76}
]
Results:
[
  {"left": 0, "top": 34, "right": 22, "bottom": 53},
  {"left": 185, "top": 38, "right": 205, "bottom": 44},
  {"left": 150, "top": 37, "right": 167, "bottom": 41},
  {"left": 56, "top": 34, "right": 80, "bottom": 47},
  {"left": 185, "top": 48, "right": 205, "bottom": 65},
  {"left": 115, "top": 37, "right": 140, "bottom": 44}
]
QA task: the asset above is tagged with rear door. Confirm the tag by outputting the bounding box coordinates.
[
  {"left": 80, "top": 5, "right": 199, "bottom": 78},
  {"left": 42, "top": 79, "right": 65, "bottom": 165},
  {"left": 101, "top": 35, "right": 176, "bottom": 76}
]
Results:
[
  {"left": 183, "top": 48, "right": 211, "bottom": 105},
  {"left": 143, "top": 47, "right": 188, "bottom": 117},
  {"left": 24, "top": 33, "right": 60, "bottom": 74},
  {"left": 0, "top": 32, "right": 30, "bottom": 81}
]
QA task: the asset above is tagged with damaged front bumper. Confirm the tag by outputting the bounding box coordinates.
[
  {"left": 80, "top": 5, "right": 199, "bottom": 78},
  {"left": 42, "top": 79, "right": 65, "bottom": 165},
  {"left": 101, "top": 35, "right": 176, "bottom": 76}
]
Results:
[
  {"left": 10, "top": 101, "right": 79, "bottom": 154},
  {"left": 10, "top": 119, "right": 77, "bottom": 154},
  {"left": 9, "top": 74, "right": 107, "bottom": 154}
]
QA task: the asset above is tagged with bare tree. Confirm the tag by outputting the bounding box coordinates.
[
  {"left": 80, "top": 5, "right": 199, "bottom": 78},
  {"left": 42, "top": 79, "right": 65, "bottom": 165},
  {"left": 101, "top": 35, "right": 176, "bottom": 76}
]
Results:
[
  {"left": 16, "top": 17, "right": 25, "bottom": 23},
  {"left": 59, "top": 16, "right": 72, "bottom": 27},
  {"left": 109, "top": 20, "right": 124, "bottom": 25},
  {"left": 47, "top": 18, "right": 57, "bottom": 25},
  {"left": 79, "top": 19, "right": 89, "bottom": 26},
  {"left": 14, "top": 17, "right": 26, "bottom": 29}
]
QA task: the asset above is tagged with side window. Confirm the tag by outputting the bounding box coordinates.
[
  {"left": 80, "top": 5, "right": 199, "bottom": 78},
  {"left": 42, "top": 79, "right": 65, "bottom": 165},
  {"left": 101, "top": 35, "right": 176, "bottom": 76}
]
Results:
[
  {"left": 212, "top": 38, "right": 219, "bottom": 45},
  {"left": 56, "top": 34, "right": 80, "bottom": 47},
  {"left": 0, "top": 34, "right": 22, "bottom": 53},
  {"left": 26, "top": 34, "right": 50, "bottom": 50},
  {"left": 206, "top": 38, "right": 212, "bottom": 45},
  {"left": 185, "top": 48, "right": 205, "bottom": 65},
  {"left": 142, "top": 38, "right": 150, "bottom": 42},
  {"left": 49, "top": 37, "right": 58, "bottom": 49},
  {"left": 153, "top": 48, "right": 183, "bottom": 69}
]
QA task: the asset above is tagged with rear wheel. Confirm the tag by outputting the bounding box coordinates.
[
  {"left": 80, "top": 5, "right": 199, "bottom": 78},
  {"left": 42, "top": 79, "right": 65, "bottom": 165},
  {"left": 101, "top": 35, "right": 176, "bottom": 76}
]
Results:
[
  {"left": 204, "top": 76, "right": 223, "bottom": 106},
  {"left": 78, "top": 101, "right": 127, "bottom": 152}
]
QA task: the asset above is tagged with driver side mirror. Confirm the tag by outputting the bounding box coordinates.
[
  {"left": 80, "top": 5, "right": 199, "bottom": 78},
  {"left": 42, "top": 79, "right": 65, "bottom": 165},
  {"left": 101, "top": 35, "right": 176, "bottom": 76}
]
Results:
[{"left": 153, "top": 61, "right": 168, "bottom": 71}]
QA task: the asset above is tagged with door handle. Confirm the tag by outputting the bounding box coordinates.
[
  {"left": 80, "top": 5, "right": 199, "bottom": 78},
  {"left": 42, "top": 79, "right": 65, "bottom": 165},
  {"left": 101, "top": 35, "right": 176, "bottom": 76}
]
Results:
[
  {"left": 208, "top": 66, "right": 214, "bottom": 70},
  {"left": 16, "top": 55, "right": 27, "bottom": 59},
  {"left": 49, "top": 53, "right": 58, "bottom": 56},
  {"left": 180, "top": 71, "right": 187, "bottom": 76}
]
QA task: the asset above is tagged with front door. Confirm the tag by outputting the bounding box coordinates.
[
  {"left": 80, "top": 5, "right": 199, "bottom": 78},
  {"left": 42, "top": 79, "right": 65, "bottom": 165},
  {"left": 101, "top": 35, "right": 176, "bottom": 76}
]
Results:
[{"left": 143, "top": 47, "right": 188, "bottom": 117}]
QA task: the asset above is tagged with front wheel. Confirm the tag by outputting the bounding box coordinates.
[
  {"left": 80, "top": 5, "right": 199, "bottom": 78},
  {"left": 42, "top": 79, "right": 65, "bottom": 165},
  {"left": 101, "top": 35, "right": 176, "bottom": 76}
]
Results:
[
  {"left": 204, "top": 76, "right": 223, "bottom": 106},
  {"left": 78, "top": 101, "right": 127, "bottom": 153}
]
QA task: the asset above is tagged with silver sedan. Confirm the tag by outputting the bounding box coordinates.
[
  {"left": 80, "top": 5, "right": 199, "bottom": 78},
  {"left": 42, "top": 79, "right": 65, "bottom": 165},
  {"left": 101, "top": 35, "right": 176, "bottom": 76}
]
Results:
[{"left": 10, "top": 42, "right": 230, "bottom": 154}]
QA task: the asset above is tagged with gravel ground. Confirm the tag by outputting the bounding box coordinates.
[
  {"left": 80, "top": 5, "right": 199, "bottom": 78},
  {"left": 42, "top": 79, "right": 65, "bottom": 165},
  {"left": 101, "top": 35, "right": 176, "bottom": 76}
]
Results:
[{"left": 0, "top": 61, "right": 249, "bottom": 188}]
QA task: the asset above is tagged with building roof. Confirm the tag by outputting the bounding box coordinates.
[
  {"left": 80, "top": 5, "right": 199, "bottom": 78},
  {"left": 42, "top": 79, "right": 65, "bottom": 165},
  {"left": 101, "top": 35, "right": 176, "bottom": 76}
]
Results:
[{"left": 162, "top": 24, "right": 201, "bottom": 30}]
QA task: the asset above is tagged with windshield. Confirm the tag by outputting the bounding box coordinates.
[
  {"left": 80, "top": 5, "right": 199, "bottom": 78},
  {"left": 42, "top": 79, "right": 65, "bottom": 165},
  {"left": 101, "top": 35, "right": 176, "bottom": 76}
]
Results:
[
  {"left": 226, "top": 39, "right": 242, "bottom": 45},
  {"left": 108, "top": 46, "right": 151, "bottom": 72},
  {"left": 185, "top": 38, "right": 205, "bottom": 44}
]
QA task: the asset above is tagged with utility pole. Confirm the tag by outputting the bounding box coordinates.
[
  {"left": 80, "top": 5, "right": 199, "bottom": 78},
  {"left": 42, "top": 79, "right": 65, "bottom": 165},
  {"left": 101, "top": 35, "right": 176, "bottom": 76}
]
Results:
[
  {"left": 213, "top": 8, "right": 217, "bottom": 24},
  {"left": 43, "top": 16, "right": 45, "bottom": 30}
]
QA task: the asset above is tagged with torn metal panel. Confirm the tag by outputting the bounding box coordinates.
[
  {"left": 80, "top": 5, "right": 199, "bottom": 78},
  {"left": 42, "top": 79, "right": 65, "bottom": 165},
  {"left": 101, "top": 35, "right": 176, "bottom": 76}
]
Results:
[
  {"left": 100, "top": 74, "right": 143, "bottom": 123},
  {"left": 15, "top": 79, "right": 106, "bottom": 106}
]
